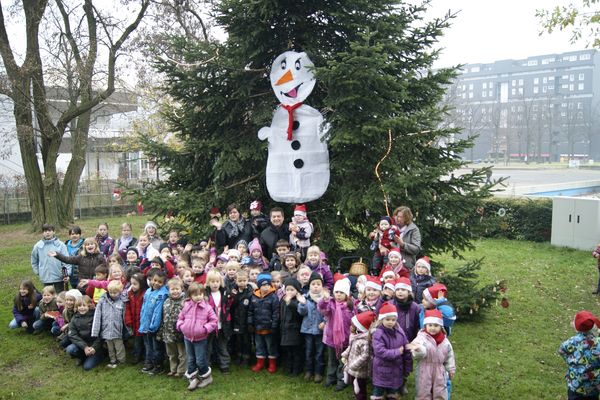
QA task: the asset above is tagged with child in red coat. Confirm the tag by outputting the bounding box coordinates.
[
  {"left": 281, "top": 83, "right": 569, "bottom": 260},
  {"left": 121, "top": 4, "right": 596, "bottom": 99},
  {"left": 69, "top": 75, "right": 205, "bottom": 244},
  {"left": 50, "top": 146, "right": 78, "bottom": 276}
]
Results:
[{"left": 125, "top": 273, "right": 147, "bottom": 363}]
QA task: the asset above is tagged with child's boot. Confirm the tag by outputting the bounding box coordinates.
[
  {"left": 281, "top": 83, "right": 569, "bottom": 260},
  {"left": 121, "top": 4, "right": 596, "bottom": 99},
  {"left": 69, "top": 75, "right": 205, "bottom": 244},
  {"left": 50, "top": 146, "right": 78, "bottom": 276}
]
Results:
[
  {"left": 267, "top": 357, "right": 277, "bottom": 373},
  {"left": 197, "top": 367, "right": 213, "bottom": 389},
  {"left": 251, "top": 357, "right": 265, "bottom": 372},
  {"left": 185, "top": 370, "right": 199, "bottom": 391}
]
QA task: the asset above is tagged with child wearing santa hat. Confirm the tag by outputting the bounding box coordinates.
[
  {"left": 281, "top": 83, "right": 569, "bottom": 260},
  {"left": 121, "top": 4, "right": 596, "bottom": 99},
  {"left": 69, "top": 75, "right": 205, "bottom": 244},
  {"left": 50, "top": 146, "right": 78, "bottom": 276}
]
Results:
[
  {"left": 420, "top": 283, "right": 456, "bottom": 336},
  {"left": 558, "top": 311, "right": 600, "bottom": 400},
  {"left": 411, "top": 256, "right": 436, "bottom": 304},
  {"left": 392, "top": 277, "right": 420, "bottom": 342},
  {"left": 341, "top": 311, "right": 376, "bottom": 400},
  {"left": 356, "top": 275, "right": 382, "bottom": 313},
  {"left": 385, "top": 247, "right": 409, "bottom": 278},
  {"left": 369, "top": 216, "right": 400, "bottom": 275},
  {"left": 379, "top": 268, "right": 396, "bottom": 302},
  {"left": 249, "top": 200, "right": 269, "bottom": 238},
  {"left": 289, "top": 204, "right": 313, "bottom": 261},
  {"left": 371, "top": 302, "right": 413, "bottom": 400},
  {"left": 407, "top": 309, "right": 456, "bottom": 400},
  {"left": 318, "top": 274, "right": 354, "bottom": 391}
]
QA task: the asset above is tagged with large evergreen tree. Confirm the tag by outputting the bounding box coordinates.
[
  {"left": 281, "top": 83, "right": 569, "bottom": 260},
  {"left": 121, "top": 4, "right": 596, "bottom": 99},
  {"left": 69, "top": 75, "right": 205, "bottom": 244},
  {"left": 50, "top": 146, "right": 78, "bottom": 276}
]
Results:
[{"left": 142, "top": 0, "right": 494, "bottom": 263}]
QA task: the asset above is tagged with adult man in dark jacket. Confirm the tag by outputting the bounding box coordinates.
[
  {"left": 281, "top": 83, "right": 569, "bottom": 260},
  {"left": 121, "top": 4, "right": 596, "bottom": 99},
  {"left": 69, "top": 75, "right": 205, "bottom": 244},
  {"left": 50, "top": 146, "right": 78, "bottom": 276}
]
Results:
[{"left": 259, "top": 207, "right": 290, "bottom": 259}]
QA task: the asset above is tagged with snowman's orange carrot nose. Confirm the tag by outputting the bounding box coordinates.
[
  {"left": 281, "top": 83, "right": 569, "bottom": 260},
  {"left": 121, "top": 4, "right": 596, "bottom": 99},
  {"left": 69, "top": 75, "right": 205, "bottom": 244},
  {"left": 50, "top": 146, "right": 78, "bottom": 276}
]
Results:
[{"left": 275, "top": 69, "right": 293, "bottom": 86}]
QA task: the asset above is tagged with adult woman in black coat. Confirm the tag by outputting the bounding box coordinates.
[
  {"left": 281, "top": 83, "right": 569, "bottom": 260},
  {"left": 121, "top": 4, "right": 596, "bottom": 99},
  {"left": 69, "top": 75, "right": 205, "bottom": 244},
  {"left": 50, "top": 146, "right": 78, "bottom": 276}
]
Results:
[{"left": 214, "top": 204, "right": 253, "bottom": 251}]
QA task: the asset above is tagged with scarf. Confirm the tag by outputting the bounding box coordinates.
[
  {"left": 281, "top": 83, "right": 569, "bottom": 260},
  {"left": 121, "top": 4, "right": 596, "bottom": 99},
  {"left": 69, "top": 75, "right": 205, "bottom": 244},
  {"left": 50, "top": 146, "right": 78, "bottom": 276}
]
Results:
[
  {"left": 118, "top": 235, "right": 133, "bottom": 252},
  {"left": 395, "top": 298, "right": 412, "bottom": 311},
  {"left": 223, "top": 217, "right": 247, "bottom": 238},
  {"left": 426, "top": 330, "right": 446, "bottom": 346},
  {"left": 282, "top": 103, "right": 303, "bottom": 140},
  {"left": 331, "top": 300, "right": 349, "bottom": 357}
]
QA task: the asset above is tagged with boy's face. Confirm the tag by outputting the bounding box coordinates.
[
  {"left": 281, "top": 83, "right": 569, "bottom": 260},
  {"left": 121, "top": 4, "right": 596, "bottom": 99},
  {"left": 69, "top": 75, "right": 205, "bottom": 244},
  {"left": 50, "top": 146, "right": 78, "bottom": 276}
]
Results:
[
  {"left": 150, "top": 262, "right": 161, "bottom": 269},
  {"left": 259, "top": 283, "right": 271, "bottom": 295},
  {"left": 383, "top": 275, "right": 394, "bottom": 284},
  {"left": 226, "top": 268, "right": 237, "bottom": 279},
  {"left": 70, "top": 232, "right": 81, "bottom": 241},
  {"left": 272, "top": 277, "right": 281, "bottom": 288},
  {"left": 192, "top": 263, "right": 205, "bottom": 275},
  {"left": 108, "top": 289, "right": 121, "bottom": 299},
  {"left": 383, "top": 287, "right": 394, "bottom": 298},
  {"left": 42, "top": 229, "right": 55, "bottom": 240},
  {"left": 251, "top": 249, "right": 262, "bottom": 259},
  {"left": 151, "top": 275, "right": 165, "bottom": 290},
  {"left": 365, "top": 287, "right": 380, "bottom": 301},
  {"left": 307, "top": 252, "right": 320, "bottom": 265},
  {"left": 293, "top": 214, "right": 306, "bottom": 223},
  {"left": 422, "top": 298, "right": 434, "bottom": 309},
  {"left": 169, "top": 284, "right": 183, "bottom": 299},
  {"left": 425, "top": 323, "right": 442, "bottom": 335},
  {"left": 276, "top": 246, "right": 289, "bottom": 257},
  {"left": 309, "top": 279, "right": 323, "bottom": 294},
  {"left": 379, "top": 220, "right": 390, "bottom": 230},
  {"left": 285, "top": 286, "right": 298, "bottom": 298},
  {"left": 236, "top": 277, "right": 248, "bottom": 289},
  {"left": 382, "top": 315, "right": 397, "bottom": 329},
  {"left": 416, "top": 265, "right": 429, "bottom": 276},
  {"left": 249, "top": 269, "right": 260, "bottom": 282},
  {"left": 77, "top": 302, "right": 90, "bottom": 314},
  {"left": 388, "top": 253, "right": 401, "bottom": 266},
  {"left": 237, "top": 244, "right": 248, "bottom": 254},
  {"left": 191, "top": 249, "right": 201, "bottom": 257},
  {"left": 160, "top": 248, "right": 171, "bottom": 258},
  {"left": 216, "top": 259, "right": 226, "bottom": 269},
  {"left": 95, "top": 272, "right": 108, "bottom": 281}
]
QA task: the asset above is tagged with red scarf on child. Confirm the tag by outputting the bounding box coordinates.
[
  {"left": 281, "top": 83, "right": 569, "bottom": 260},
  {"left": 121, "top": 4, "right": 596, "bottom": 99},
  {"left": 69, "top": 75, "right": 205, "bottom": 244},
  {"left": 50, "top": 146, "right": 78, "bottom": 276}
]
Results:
[{"left": 426, "top": 330, "right": 446, "bottom": 346}]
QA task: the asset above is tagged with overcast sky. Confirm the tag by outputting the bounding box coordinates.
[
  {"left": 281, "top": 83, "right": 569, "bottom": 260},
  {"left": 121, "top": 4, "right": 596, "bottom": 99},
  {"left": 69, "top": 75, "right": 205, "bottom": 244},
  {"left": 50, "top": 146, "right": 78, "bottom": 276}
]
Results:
[{"left": 429, "top": 0, "right": 582, "bottom": 68}]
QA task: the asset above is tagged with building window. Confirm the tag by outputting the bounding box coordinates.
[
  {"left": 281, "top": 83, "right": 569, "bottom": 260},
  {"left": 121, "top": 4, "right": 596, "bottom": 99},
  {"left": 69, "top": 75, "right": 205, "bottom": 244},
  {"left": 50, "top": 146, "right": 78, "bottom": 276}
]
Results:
[
  {"left": 468, "top": 92, "right": 474, "bottom": 99},
  {"left": 527, "top": 60, "right": 538, "bottom": 66},
  {"left": 534, "top": 77, "right": 539, "bottom": 84},
  {"left": 569, "top": 84, "right": 575, "bottom": 91},
  {"left": 543, "top": 77, "right": 548, "bottom": 84},
  {"left": 562, "top": 103, "right": 567, "bottom": 108},
  {"left": 549, "top": 76, "right": 555, "bottom": 81},
  {"left": 489, "top": 90, "right": 493, "bottom": 97},
  {"left": 542, "top": 57, "right": 555, "bottom": 64},
  {"left": 548, "top": 84, "right": 554, "bottom": 90},
  {"left": 580, "top": 54, "right": 591, "bottom": 60},
  {"left": 518, "top": 79, "right": 523, "bottom": 86},
  {"left": 562, "top": 84, "right": 569, "bottom": 89},
  {"left": 579, "top": 73, "right": 585, "bottom": 80},
  {"left": 482, "top": 82, "right": 487, "bottom": 89},
  {"left": 577, "top": 102, "right": 583, "bottom": 109},
  {"left": 578, "top": 83, "right": 584, "bottom": 90},
  {"left": 533, "top": 105, "right": 539, "bottom": 112},
  {"left": 512, "top": 80, "right": 516, "bottom": 87},
  {"left": 518, "top": 87, "right": 523, "bottom": 95},
  {"left": 533, "top": 86, "right": 539, "bottom": 94},
  {"left": 470, "top": 66, "right": 480, "bottom": 73},
  {"left": 511, "top": 88, "right": 516, "bottom": 95},
  {"left": 570, "top": 74, "right": 575, "bottom": 81},
  {"left": 468, "top": 83, "right": 473, "bottom": 90},
  {"left": 482, "top": 91, "right": 487, "bottom": 97}
]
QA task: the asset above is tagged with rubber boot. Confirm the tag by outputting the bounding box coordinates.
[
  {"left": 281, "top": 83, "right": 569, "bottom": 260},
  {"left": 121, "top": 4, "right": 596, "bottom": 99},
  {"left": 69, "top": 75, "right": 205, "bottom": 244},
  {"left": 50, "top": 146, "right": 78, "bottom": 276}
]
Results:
[
  {"left": 251, "top": 357, "right": 265, "bottom": 372},
  {"left": 197, "top": 367, "right": 213, "bottom": 389},
  {"left": 267, "top": 358, "right": 277, "bottom": 374}
]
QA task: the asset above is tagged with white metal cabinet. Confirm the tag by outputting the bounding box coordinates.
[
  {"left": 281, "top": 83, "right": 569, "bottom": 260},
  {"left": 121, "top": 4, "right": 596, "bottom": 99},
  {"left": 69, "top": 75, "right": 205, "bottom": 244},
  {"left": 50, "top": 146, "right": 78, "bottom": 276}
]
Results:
[{"left": 551, "top": 197, "right": 600, "bottom": 250}]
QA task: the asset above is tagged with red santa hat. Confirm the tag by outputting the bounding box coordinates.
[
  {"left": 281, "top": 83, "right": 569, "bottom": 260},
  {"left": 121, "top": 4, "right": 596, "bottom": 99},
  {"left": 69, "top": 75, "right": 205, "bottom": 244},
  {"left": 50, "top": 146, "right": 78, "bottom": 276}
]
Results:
[
  {"left": 209, "top": 207, "right": 221, "bottom": 217},
  {"left": 415, "top": 256, "right": 431, "bottom": 273},
  {"left": 249, "top": 200, "right": 262, "bottom": 211},
  {"left": 333, "top": 275, "right": 351, "bottom": 297},
  {"left": 388, "top": 248, "right": 401, "bottom": 258},
  {"left": 394, "top": 277, "right": 412, "bottom": 292},
  {"left": 574, "top": 310, "right": 600, "bottom": 332},
  {"left": 351, "top": 311, "right": 376, "bottom": 333},
  {"left": 423, "top": 283, "right": 448, "bottom": 304},
  {"left": 365, "top": 275, "right": 382, "bottom": 291},
  {"left": 379, "top": 265, "right": 395, "bottom": 282},
  {"left": 294, "top": 204, "right": 307, "bottom": 216},
  {"left": 423, "top": 309, "right": 444, "bottom": 326},
  {"left": 383, "top": 279, "right": 396, "bottom": 292},
  {"left": 378, "top": 302, "right": 398, "bottom": 320}
]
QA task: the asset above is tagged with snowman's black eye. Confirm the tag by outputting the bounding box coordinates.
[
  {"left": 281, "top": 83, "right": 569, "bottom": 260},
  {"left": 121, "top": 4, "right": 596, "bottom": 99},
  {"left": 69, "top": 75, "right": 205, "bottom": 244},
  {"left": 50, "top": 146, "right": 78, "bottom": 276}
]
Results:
[
  {"left": 295, "top": 59, "right": 301, "bottom": 70},
  {"left": 281, "top": 60, "right": 287, "bottom": 70}
]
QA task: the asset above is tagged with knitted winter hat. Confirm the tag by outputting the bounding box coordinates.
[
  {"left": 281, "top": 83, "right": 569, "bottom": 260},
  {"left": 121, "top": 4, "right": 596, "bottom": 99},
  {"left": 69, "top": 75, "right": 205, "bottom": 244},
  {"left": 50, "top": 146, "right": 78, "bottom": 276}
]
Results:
[
  {"left": 227, "top": 249, "right": 241, "bottom": 259},
  {"left": 144, "top": 221, "right": 158, "bottom": 231},
  {"left": 150, "top": 257, "right": 164, "bottom": 268},
  {"left": 379, "top": 265, "right": 395, "bottom": 282},
  {"left": 294, "top": 204, "right": 307, "bottom": 216},
  {"left": 423, "top": 309, "right": 444, "bottom": 326},
  {"left": 423, "top": 283, "right": 447, "bottom": 304},
  {"left": 257, "top": 272, "right": 272, "bottom": 287},
  {"left": 574, "top": 310, "right": 600, "bottom": 332},
  {"left": 217, "top": 253, "right": 229, "bottom": 262},
  {"left": 249, "top": 239, "right": 263, "bottom": 256},
  {"left": 250, "top": 200, "right": 263, "bottom": 211},
  {"left": 284, "top": 277, "right": 302, "bottom": 293},
  {"left": 394, "top": 277, "right": 412, "bottom": 292},
  {"left": 126, "top": 247, "right": 139, "bottom": 257},
  {"left": 235, "top": 239, "right": 248, "bottom": 249},
  {"left": 308, "top": 272, "right": 323, "bottom": 286},
  {"left": 333, "top": 276, "right": 351, "bottom": 297},
  {"left": 378, "top": 302, "right": 398, "bottom": 320},
  {"left": 65, "top": 289, "right": 83, "bottom": 301},
  {"left": 388, "top": 248, "right": 401, "bottom": 258},
  {"left": 159, "top": 243, "right": 171, "bottom": 253},
  {"left": 352, "top": 311, "right": 376, "bottom": 333},
  {"left": 365, "top": 275, "right": 382, "bottom": 291},
  {"left": 176, "top": 238, "right": 188, "bottom": 247},
  {"left": 380, "top": 216, "right": 392, "bottom": 224},
  {"left": 415, "top": 256, "right": 431, "bottom": 273}
]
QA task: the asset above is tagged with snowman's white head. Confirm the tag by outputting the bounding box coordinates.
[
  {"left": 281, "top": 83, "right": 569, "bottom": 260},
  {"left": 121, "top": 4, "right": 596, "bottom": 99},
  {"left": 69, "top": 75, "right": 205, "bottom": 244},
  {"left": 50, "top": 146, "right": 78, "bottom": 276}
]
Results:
[{"left": 270, "top": 51, "right": 316, "bottom": 105}]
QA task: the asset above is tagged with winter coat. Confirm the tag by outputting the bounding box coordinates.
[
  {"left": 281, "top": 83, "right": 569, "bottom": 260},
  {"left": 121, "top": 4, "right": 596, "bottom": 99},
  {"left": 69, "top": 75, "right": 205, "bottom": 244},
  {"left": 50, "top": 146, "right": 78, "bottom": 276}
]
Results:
[
  {"left": 356, "top": 298, "right": 382, "bottom": 314},
  {"left": 62, "top": 307, "right": 76, "bottom": 327},
  {"left": 290, "top": 219, "right": 313, "bottom": 250},
  {"left": 248, "top": 287, "right": 280, "bottom": 331},
  {"left": 232, "top": 286, "right": 253, "bottom": 334},
  {"left": 208, "top": 288, "right": 234, "bottom": 337},
  {"left": 268, "top": 255, "right": 282, "bottom": 272},
  {"left": 138, "top": 285, "right": 169, "bottom": 334},
  {"left": 125, "top": 289, "right": 145, "bottom": 337},
  {"left": 341, "top": 331, "right": 371, "bottom": 379},
  {"left": 39, "top": 298, "right": 59, "bottom": 320},
  {"left": 398, "top": 223, "right": 421, "bottom": 269},
  {"left": 159, "top": 295, "right": 185, "bottom": 343},
  {"left": 96, "top": 235, "right": 115, "bottom": 257},
  {"left": 410, "top": 272, "right": 436, "bottom": 305},
  {"left": 216, "top": 218, "right": 253, "bottom": 250},
  {"left": 137, "top": 245, "right": 160, "bottom": 271},
  {"left": 54, "top": 252, "right": 106, "bottom": 281},
  {"left": 92, "top": 293, "right": 125, "bottom": 340},
  {"left": 419, "top": 299, "right": 456, "bottom": 336},
  {"left": 31, "top": 237, "right": 68, "bottom": 284},
  {"left": 68, "top": 310, "right": 102, "bottom": 351},
  {"left": 176, "top": 300, "right": 218, "bottom": 342},
  {"left": 318, "top": 298, "right": 353, "bottom": 349},
  {"left": 306, "top": 262, "right": 334, "bottom": 291},
  {"left": 297, "top": 293, "right": 325, "bottom": 335},
  {"left": 251, "top": 214, "right": 269, "bottom": 238},
  {"left": 394, "top": 299, "right": 421, "bottom": 342},
  {"left": 280, "top": 298, "right": 303, "bottom": 346},
  {"left": 559, "top": 332, "right": 600, "bottom": 396},
  {"left": 371, "top": 323, "right": 412, "bottom": 389},
  {"left": 114, "top": 236, "right": 138, "bottom": 260},
  {"left": 411, "top": 330, "right": 456, "bottom": 400},
  {"left": 65, "top": 238, "right": 84, "bottom": 278},
  {"left": 12, "top": 292, "right": 42, "bottom": 326},
  {"left": 260, "top": 223, "right": 290, "bottom": 259}
]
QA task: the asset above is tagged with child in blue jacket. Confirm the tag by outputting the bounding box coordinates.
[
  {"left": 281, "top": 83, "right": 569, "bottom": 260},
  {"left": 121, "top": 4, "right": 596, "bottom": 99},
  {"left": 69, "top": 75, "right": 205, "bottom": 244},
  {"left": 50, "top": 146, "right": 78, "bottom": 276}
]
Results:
[
  {"left": 419, "top": 283, "right": 456, "bottom": 336},
  {"left": 139, "top": 270, "right": 169, "bottom": 374}
]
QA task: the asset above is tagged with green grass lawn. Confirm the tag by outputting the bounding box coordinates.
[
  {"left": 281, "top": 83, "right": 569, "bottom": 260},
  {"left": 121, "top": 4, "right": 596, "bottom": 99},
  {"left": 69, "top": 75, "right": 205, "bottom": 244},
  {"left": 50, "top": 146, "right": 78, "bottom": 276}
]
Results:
[{"left": 0, "top": 217, "right": 599, "bottom": 399}]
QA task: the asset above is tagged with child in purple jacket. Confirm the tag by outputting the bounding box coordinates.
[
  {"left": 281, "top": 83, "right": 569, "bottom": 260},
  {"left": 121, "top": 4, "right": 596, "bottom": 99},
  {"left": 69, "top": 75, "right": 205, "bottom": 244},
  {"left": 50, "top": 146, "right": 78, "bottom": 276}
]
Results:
[{"left": 305, "top": 246, "right": 333, "bottom": 291}]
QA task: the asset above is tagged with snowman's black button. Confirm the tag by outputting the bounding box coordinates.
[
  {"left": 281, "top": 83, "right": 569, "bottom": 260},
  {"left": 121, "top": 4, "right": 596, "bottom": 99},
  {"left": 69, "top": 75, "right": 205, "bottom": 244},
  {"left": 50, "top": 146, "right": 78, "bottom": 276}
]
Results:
[
  {"left": 291, "top": 140, "right": 301, "bottom": 150},
  {"left": 293, "top": 159, "right": 304, "bottom": 169},
  {"left": 293, "top": 121, "right": 300, "bottom": 130}
]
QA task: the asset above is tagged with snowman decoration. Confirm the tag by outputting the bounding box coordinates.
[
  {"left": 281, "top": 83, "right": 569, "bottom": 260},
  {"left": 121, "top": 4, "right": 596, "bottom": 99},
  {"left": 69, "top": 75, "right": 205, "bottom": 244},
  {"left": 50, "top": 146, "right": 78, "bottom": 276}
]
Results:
[{"left": 258, "top": 51, "right": 330, "bottom": 203}]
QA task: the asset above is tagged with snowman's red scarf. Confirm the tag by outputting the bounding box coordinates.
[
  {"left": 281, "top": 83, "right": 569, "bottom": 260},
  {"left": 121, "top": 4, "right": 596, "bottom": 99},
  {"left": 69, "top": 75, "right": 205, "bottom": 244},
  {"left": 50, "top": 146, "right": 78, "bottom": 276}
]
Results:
[{"left": 281, "top": 102, "right": 303, "bottom": 140}]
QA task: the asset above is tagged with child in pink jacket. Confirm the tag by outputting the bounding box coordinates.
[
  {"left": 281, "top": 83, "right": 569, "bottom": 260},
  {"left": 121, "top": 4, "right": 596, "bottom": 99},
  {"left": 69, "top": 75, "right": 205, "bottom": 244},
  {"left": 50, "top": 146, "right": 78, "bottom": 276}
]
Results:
[
  {"left": 407, "top": 309, "right": 456, "bottom": 400},
  {"left": 176, "top": 283, "right": 218, "bottom": 392}
]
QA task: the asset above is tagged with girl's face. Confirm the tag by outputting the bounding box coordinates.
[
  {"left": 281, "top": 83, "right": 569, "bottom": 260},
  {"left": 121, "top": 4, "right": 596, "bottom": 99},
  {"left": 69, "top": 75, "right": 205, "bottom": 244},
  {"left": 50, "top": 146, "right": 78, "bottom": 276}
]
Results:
[
  {"left": 229, "top": 255, "right": 239, "bottom": 262},
  {"left": 19, "top": 286, "right": 29, "bottom": 297},
  {"left": 382, "top": 315, "right": 398, "bottom": 329},
  {"left": 150, "top": 262, "right": 161, "bottom": 270},
  {"left": 160, "top": 248, "right": 172, "bottom": 258},
  {"left": 130, "top": 279, "right": 141, "bottom": 293},
  {"left": 284, "top": 258, "right": 297, "bottom": 271},
  {"left": 388, "top": 253, "right": 401, "bottom": 266},
  {"left": 236, "top": 276, "right": 248, "bottom": 289},
  {"left": 226, "top": 268, "right": 237, "bottom": 279},
  {"left": 416, "top": 265, "right": 429, "bottom": 276},
  {"left": 334, "top": 291, "right": 347, "bottom": 303},
  {"left": 182, "top": 271, "right": 194, "bottom": 285},
  {"left": 272, "top": 277, "right": 281, "bottom": 288},
  {"left": 285, "top": 286, "right": 298, "bottom": 298},
  {"left": 228, "top": 208, "right": 240, "bottom": 222},
  {"left": 138, "top": 236, "right": 149, "bottom": 248},
  {"left": 97, "top": 225, "right": 108, "bottom": 236},
  {"left": 42, "top": 291, "right": 55, "bottom": 303},
  {"left": 77, "top": 302, "right": 90, "bottom": 314},
  {"left": 216, "top": 259, "right": 226, "bottom": 270},
  {"left": 70, "top": 232, "right": 81, "bottom": 242},
  {"left": 298, "top": 270, "right": 311, "bottom": 285},
  {"left": 383, "top": 275, "right": 395, "bottom": 284},
  {"left": 422, "top": 298, "right": 434, "bottom": 309},
  {"left": 121, "top": 225, "right": 131, "bottom": 236},
  {"left": 146, "top": 226, "right": 157, "bottom": 236},
  {"left": 56, "top": 298, "right": 65, "bottom": 308},
  {"left": 191, "top": 292, "right": 203, "bottom": 303},
  {"left": 249, "top": 270, "right": 259, "bottom": 282},
  {"left": 425, "top": 323, "right": 442, "bottom": 335},
  {"left": 65, "top": 297, "right": 76, "bottom": 310},
  {"left": 168, "top": 232, "right": 179, "bottom": 243},
  {"left": 365, "top": 287, "right": 380, "bottom": 301},
  {"left": 86, "top": 242, "right": 97, "bottom": 253},
  {"left": 309, "top": 279, "right": 323, "bottom": 294},
  {"left": 383, "top": 287, "right": 394, "bottom": 298},
  {"left": 307, "top": 252, "right": 320, "bottom": 265},
  {"left": 395, "top": 288, "right": 409, "bottom": 301},
  {"left": 208, "top": 279, "right": 221, "bottom": 292},
  {"left": 237, "top": 244, "right": 248, "bottom": 254},
  {"left": 127, "top": 251, "right": 138, "bottom": 262},
  {"left": 379, "top": 220, "right": 390, "bottom": 230},
  {"left": 151, "top": 276, "right": 165, "bottom": 290},
  {"left": 251, "top": 249, "right": 262, "bottom": 259},
  {"left": 169, "top": 284, "right": 183, "bottom": 299},
  {"left": 110, "top": 266, "right": 123, "bottom": 280}
]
